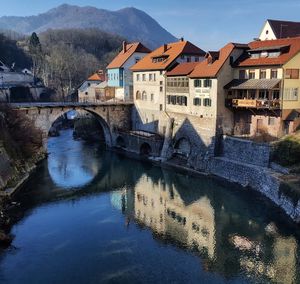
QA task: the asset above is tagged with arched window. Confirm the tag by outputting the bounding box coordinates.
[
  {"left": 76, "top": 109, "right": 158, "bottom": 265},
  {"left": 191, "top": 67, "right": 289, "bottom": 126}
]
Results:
[
  {"left": 142, "top": 91, "right": 147, "bottom": 101},
  {"left": 136, "top": 91, "right": 141, "bottom": 100}
]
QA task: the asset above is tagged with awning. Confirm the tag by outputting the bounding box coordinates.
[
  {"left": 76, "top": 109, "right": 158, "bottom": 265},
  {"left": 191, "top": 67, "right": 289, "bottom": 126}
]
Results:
[{"left": 224, "top": 79, "right": 281, "bottom": 90}]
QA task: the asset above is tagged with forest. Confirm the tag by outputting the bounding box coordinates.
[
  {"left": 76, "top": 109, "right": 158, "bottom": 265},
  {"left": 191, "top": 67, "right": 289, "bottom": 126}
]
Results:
[{"left": 0, "top": 28, "right": 125, "bottom": 100}]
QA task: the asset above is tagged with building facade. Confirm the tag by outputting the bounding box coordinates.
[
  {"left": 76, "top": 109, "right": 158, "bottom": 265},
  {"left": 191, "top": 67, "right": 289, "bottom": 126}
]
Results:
[
  {"left": 225, "top": 37, "right": 300, "bottom": 137},
  {"left": 107, "top": 41, "right": 151, "bottom": 101},
  {"left": 131, "top": 39, "right": 206, "bottom": 133}
]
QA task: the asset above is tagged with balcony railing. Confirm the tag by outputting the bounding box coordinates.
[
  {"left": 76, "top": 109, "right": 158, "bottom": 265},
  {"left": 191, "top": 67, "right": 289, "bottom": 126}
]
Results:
[{"left": 225, "top": 99, "right": 281, "bottom": 109}]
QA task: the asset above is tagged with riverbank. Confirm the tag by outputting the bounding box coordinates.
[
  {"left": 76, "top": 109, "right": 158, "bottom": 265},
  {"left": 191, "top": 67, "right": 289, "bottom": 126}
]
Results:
[
  {"left": 113, "top": 137, "right": 300, "bottom": 225},
  {"left": 0, "top": 148, "right": 46, "bottom": 246}
]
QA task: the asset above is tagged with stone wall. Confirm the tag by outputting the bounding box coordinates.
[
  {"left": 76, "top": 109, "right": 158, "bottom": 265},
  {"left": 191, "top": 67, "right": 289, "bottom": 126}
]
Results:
[
  {"left": 115, "top": 131, "right": 163, "bottom": 157},
  {"left": 208, "top": 157, "right": 300, "bottom": 223},
  {"left": 220, "top": 135, "right": 270, "bottom": 167},
  {"left": 0, "top": 142, "right": 13, "bottom": 190}
]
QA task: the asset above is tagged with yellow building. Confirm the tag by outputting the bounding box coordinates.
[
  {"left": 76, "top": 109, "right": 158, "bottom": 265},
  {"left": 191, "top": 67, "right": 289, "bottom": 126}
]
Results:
[{"left": 225, "top": 37, "right": 300, "bottom": 137}]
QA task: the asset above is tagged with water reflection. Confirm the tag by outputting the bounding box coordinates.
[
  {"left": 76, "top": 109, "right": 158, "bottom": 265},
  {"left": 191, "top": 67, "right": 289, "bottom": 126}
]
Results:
[
  {"left": 48, "top": 130, "right": 101, "bottom": 188},
  {"left": 0, "top": 130, "right": 299, "bottom": 284},
  {"left": 113, "top": 171, "right": 299, "bottom": 283}
]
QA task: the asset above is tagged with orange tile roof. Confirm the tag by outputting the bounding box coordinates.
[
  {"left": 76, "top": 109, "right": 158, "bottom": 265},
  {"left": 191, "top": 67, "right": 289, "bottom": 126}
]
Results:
[
  {"left": 88, "top": 71, "right": 105, "bottom": 81},
  {"left": 130, "top": 40, "right": 206, "bottom": 71},
  {"left": 189, "top": 43, "right": 244, "bottom": 78},
  {"left": 236, "top": 37, "right": 300, "bottom": 67},
  {"left": 107, "top": 42, "right": 151, "bottom": 69},
  {"left": 166, "top": 62, "right": 199, "bottom": 76}
]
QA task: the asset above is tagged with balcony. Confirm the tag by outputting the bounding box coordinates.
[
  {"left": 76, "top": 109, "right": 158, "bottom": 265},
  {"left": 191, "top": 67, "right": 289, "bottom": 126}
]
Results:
[{"left": 226, "top": 98, "right": 281, "bottom": 109}]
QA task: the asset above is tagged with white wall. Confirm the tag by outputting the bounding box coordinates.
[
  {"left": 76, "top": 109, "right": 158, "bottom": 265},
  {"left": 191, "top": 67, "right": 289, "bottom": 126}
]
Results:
[{"left": 259, "top": 21, "right": 277, "bottom": 40}]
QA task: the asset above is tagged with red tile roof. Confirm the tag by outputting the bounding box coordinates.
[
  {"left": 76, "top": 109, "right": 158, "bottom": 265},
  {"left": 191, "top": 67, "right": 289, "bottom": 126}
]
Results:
[
  {"left": 189, "top": 43, "right": 245, "bottom": 78},
  {"left": 166, "top": 62, "right": 199, "bottom": 76},
  {"left": 88, "top": 70, "right": 106, "bottom": 81},
  {"left": 236, "top": 37, "right": 300, "bottom": 67},
  {"left": 130, "top": 40, "right": 206, "bottom": 71},
  {"left": 268, "top": 19, "right": 300, "bottom": 39},
  {"left": 107, "top": 42, "right": 151, "bottom": 69}
]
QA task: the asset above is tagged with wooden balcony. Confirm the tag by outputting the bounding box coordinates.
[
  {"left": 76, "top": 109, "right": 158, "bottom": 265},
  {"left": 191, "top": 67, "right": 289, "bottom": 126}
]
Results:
[{"left": 226, "top": 98, "right": 281, "bottom": 109}]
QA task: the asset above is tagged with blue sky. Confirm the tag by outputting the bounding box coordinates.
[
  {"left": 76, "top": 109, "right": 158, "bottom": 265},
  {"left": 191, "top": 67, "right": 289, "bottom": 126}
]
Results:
[{"left": 1, "top": 0, "right": 300, "bottom": 50}]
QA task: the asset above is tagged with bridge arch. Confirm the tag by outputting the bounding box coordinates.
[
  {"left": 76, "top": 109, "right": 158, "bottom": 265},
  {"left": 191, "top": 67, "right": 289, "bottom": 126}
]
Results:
[
  {"left": 33, "top": 107, "right": 112, "bottom": 148},
  {"left": 140, "top": 142, "right": 152, "bottom": 156}
]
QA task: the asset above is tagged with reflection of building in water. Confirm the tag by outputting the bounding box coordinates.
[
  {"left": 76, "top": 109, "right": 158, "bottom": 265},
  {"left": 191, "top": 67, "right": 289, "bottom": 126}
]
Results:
[
  {"left": 236, "top": 232, "right": 297, "bottom": 284},
  {"left": 110, "top": 170, "right": 298, "bottom": 283},
  {"left": 133, "top": 174, "right": 215, "bottom": 259}
]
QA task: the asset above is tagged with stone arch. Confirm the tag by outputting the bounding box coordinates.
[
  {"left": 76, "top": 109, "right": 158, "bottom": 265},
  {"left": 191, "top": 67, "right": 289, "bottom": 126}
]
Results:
[
  {"left": 116, "top": 135, "right": 126, "bottom": 148},
  {"left": 173, "top": 137, "right": 191, "bottom": 158},
  {"left": 39, "top": 107, "right": 112, "bottom": 148},
  {"left": 140, "top": 142, "right": 152, "bottom": 156}
]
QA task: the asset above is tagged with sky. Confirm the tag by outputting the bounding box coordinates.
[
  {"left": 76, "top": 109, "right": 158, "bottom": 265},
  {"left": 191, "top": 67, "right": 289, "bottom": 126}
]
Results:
[{"left": 1, "top": 0, "right": 300, "bottom": 50}]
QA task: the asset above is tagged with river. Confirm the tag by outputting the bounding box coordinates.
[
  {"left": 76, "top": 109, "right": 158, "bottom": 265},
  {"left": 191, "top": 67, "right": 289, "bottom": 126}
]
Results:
[{"left": 0, "top": 129, "right": 299, "bottom": 283}]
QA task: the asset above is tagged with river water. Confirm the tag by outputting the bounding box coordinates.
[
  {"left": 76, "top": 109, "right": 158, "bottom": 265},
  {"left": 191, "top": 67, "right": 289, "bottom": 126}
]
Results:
[{"left": 0, "top": 129, "right": 299, "bottom": 283}]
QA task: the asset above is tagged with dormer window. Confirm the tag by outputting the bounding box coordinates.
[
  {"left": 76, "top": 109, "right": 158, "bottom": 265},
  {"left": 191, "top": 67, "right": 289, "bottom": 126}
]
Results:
[
  {"left": 152, "top": 54, "right": 169, "bottom": 63},
  {"left": 261, "top": 51, "right": 268, "bottom": 58},
  {"left": 250, "top": 53, "right": 260, "bottom": 59}
]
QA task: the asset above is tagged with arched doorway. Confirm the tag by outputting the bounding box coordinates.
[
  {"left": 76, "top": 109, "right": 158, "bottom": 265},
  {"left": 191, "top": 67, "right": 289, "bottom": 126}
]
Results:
[
  {"left": 173, "top": 137, "right": 191, "bottom": 158},
  {"left": 140, "top": 142, "right": 152, "bottom": 156}
]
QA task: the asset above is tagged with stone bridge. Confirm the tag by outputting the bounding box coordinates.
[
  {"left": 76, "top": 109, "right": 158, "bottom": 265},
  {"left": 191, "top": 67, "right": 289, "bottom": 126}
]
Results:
[{"left": 10, "top": 102, "right": 133, "bottom": 148}]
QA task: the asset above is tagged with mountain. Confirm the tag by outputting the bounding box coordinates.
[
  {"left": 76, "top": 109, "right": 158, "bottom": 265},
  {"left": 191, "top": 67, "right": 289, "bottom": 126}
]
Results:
[{"left": 0, "top": 4, "right": 177, "bottom": 48}]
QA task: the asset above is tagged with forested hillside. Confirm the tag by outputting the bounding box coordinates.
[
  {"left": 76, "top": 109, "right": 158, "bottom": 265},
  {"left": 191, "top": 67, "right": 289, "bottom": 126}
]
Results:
[{"left": 0, "top": 28, "right": 124, "bottom": 100}]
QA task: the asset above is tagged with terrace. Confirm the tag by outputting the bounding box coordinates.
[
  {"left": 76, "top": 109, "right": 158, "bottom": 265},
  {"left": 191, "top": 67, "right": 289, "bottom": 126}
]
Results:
[{"left": 225, "top": 79, "right": 281, "bottom": 110}]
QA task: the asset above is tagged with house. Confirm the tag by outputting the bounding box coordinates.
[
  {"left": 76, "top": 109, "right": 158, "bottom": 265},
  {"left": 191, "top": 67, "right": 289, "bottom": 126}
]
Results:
[
  {"left": 131, "top": 38, "right": 206, "bottom": 133},
  {"left": 0, "top": 60, "right": 48, "bottom": 102},
  {"left": 107, "top": 41, "right": 150, "bottom": 101},
  {"left": 225, "top": 37, "right": 300, "bottom": 137},
  {"left": 78, "top": 70, "right": 105, "bottom": 103},
  {"left": 259, "top": 19, "right": 300, "bottom": 41}
]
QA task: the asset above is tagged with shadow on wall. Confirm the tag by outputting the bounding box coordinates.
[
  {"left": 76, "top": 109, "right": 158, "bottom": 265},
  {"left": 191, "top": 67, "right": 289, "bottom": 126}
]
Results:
[{"left": 166, "top": 117, "right": 218, "bottom": 170}]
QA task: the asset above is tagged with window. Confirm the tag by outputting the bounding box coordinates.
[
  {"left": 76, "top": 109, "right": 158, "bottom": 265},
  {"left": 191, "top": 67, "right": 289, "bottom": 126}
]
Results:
[
  {"left": 268, "top": 117, "right": 275, "bottom": 126},
  {"left": 149, "top": 74, "right": 153, "bottom": 81},
  {"left": 271, "top": 69, "right": 278, "bottom": 79},
  {"left": 272, "top": 90, "right": 280, "bottom": 100},
  {"left": 136, "top": 74, "right": 140, "bottom": 81},
  {"left": 160, "top": 71, "right": 163, "bottom": 75},
  {"left": 249, "top": 70, "right": 255, "bottom": 79},
  {"left": 269, "top": 52, "right": 280, "bottom": 58},
  {"left": 142, "top": 74, "right": 146, "bottom": 81},
  {"left": 259, "top": 90, "right": 268, "bottom": 99},
  {"left": 194, "top": 79, "right": 201, "bottom": 88},
  {"left": 142, "top": 91, "right": 147, "bottom": 101},
  {"left": 285, "top": 69, "right": 299, "bottom": 79},
  {"left": 283, "top": 88, "right": 298, "bottom": 101},
  {"left": 195, "top": 57, "right": 199, "bottom": 62},
  {"left": 186, "top": 56, "right": 191, "bottom": 62},
  {"left": 160, "top": 86, "right": 163, "bottom": 92},
  {"left": 153, "top": 74, "right": 156, "bottom": 81},
  {"left": 193, "top": 98, "right": 201, "bottom": 106},
  {"left": 203, "top": 79, "right": 212, "bottom": 88},
  {"left": 260, "top": 69, "right": 267, "bottom": 79},
  {"left": 150, "top": 93, "right": 154, "bottom": 101},
  {"left": 160, "top": 81, "right": 163, "bottom": 85},
  {"left": 167, "top": 95, "right": 187, "bottom": 106},
  {"left": 203, "top": 98, "right": 212, "bottom": 107},
  {"left": 160, "top": 104, "right": 163, "bottom": 111},
  {"left": 250, "top": 53, "right": 260, "bottom": 59},
  {"left": 85, "top": 92, "right": 88, "bottom": 96},
  {"left": 239, "top": 70, "right": 246, "bottom": 79},
  {"left": 135, "top": 57, "right": 140, "bottom": 63},
  {"left": 136, "top": 91, "right": 141, "bottom": 100}
]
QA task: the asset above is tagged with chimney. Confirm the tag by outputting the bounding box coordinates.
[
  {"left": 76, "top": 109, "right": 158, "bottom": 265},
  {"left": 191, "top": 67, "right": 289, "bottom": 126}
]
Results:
[
  {"left": 180, "top": 37, "right": 184, "bottom": 42},
  {"left": 163, "top": 44, "right": 167, "bottom": 53},
  {"left": 122, "top": 41, "right": 127, "bottom": 53}
]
